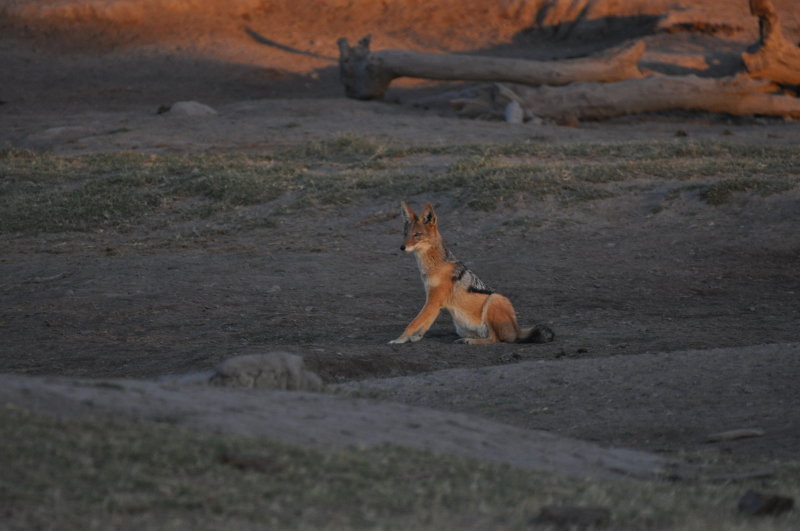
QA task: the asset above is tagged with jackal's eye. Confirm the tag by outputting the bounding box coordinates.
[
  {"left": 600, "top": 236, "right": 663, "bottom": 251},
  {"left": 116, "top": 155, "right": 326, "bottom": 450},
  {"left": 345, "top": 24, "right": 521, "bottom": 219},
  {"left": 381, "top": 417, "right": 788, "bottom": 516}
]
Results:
[{"left": 413, "top": 232, "right": 423, "bottom": 239}]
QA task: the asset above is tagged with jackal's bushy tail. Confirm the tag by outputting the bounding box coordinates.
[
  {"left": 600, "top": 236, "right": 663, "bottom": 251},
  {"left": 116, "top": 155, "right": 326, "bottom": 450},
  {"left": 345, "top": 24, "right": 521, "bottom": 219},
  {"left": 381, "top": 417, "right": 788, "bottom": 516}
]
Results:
[{"left": 518, "top": 325, "right": 555, "bottom": 344}]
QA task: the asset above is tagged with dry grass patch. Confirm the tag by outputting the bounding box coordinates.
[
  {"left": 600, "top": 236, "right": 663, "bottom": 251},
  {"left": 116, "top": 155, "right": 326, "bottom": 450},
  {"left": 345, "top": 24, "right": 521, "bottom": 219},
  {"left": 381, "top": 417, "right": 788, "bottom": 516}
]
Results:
[
  {"left": 2, "top": 140, "right": 798, "bottom": 233},
  {"left": 2, "top": 406, "right": 799, "bottom": 530}
]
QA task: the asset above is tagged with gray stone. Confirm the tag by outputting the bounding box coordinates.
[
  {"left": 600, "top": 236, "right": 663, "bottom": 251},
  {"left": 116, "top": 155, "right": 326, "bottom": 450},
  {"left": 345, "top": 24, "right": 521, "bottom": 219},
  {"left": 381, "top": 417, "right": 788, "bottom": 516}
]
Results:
[
  {"left": 167, "top": 101, "right": 218, "bottom": 116},
  {"left": 209, "top": 352, "right": 323, "bottom": 392}
]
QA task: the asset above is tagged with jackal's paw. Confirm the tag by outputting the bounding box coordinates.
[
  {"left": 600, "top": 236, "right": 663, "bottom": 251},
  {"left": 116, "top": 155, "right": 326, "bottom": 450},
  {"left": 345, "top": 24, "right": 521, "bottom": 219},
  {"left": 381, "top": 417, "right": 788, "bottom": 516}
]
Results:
[
  {"left": 455, "top": 338, "right": 475, "bottom": 345},
  {"left": 390, "top": 334, "right": 423, "bottom": 344}
]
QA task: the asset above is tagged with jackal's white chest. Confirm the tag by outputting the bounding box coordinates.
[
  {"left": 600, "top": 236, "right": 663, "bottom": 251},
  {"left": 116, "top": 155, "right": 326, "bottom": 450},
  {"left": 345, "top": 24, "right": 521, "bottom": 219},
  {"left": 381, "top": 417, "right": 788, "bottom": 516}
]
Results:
[{"left": 415, "top": 254, "right": 441, "bottom": 290}]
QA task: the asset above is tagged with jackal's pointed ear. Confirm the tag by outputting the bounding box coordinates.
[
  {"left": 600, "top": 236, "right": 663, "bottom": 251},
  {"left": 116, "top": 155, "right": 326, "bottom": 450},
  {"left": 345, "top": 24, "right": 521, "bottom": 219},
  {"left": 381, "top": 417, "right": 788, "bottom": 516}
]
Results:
[
  {"left": 420, "top": 202, "right": 437, "bottom": 225},
  {"left": 400, "top": 201, "right": 415, "bottom": 221}
]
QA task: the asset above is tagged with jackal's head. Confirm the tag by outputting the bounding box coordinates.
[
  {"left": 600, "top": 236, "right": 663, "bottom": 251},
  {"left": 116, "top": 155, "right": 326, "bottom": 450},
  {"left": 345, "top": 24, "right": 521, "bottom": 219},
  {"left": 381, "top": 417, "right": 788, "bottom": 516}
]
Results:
[{"left": 399, "top": 201, "right": 440, "bottom": 253}]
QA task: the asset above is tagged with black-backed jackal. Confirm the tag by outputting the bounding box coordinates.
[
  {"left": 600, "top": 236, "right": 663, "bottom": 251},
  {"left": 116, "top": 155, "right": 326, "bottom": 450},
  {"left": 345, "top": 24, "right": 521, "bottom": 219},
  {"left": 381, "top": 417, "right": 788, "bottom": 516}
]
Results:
[{"left": 390, "top": 201, "right": 554, "bottom": 345}]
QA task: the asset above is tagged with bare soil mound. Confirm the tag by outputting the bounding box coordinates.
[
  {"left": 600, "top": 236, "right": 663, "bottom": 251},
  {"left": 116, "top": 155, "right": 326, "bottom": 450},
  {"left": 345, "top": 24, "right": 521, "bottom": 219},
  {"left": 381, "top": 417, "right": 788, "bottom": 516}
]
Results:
[
  {"left": 0, "top": 372, "right": 677, "bottom": 480},
  {"left": 342, "top": 343, "right": 800, "bottom": 461}
]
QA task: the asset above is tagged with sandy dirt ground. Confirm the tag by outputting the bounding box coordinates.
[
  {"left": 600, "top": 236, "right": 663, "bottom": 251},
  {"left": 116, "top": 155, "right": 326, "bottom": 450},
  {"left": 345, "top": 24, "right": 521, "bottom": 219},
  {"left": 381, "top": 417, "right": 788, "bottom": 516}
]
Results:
[{"left": 1, "top": 0, "right": 800, "bottom": 477}]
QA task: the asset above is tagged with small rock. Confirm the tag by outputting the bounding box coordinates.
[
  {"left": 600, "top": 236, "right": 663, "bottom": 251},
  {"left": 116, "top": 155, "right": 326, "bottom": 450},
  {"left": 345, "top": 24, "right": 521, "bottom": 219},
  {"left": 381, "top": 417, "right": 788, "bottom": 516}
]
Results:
[
  {"left": 533, "top": 505, "right": 611, "bottom": 528},
  {"left": 738, "top": 490, "right": 794, "bottom": 516},
  {"left": 525, "top": 112, "right": 544, "bottom": 125},
  {"left": 26, "top": 126, "right": 95, "bottom": 147},
  {"left": 706, "top": 428, "right": 765, "bottom": 443},
  {"left": 164, "top": 101, "right": 218, "bottom": 117},
  {"left": 209, "top": 352, "right": 323, "bottom": 392}
]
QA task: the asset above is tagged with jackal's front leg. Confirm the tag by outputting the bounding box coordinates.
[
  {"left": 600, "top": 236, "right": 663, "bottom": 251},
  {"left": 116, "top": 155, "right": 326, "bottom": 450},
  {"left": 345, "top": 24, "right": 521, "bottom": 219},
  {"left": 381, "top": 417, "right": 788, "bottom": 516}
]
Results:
[{"left": 389, "top": 300, "right": 442, "bottom": 344}]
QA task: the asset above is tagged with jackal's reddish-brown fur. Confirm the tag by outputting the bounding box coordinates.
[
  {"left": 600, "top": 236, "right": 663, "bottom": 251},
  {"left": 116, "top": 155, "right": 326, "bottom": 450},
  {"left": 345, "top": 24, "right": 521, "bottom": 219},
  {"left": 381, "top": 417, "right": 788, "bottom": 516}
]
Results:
[{"left": 390, "top": 201, "right": 553, "bottom": 345}]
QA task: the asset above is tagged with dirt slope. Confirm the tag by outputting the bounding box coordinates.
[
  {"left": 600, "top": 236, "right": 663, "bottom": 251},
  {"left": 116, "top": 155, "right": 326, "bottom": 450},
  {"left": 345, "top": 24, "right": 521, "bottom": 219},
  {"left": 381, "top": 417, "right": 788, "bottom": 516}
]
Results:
[
  {"left": 0, "top": 372, "right": 678, "bottom": 480},
  {"left": 341, "top": 343, "right": 800, "bottom": 460}
]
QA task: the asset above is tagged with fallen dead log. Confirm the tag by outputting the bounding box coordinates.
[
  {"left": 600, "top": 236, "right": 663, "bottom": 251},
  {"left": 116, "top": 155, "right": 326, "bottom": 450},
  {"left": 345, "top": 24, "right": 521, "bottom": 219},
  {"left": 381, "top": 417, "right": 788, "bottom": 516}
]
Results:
[
  {"left": 742, "top": 0, "right": 800, "bottom": 86},
  {"left": 337, "top": 35, "right": 645, "bottom": 100},
  {"left": 476, "top": 74, "right": 800, "bottom": 122},
  {"left": 656, "top": 3, "right": 749, "bottom": 36}
]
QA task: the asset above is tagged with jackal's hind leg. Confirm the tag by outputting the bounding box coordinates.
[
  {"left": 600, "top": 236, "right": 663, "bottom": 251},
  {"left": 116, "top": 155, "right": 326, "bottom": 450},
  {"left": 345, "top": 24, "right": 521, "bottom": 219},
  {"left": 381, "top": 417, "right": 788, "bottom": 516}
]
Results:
[
  {"left": 485, "top": 294, "right": 521, "bottom": 343},
  {"left": 456, "top": 294, "right": 520, "bottom": 345}
]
